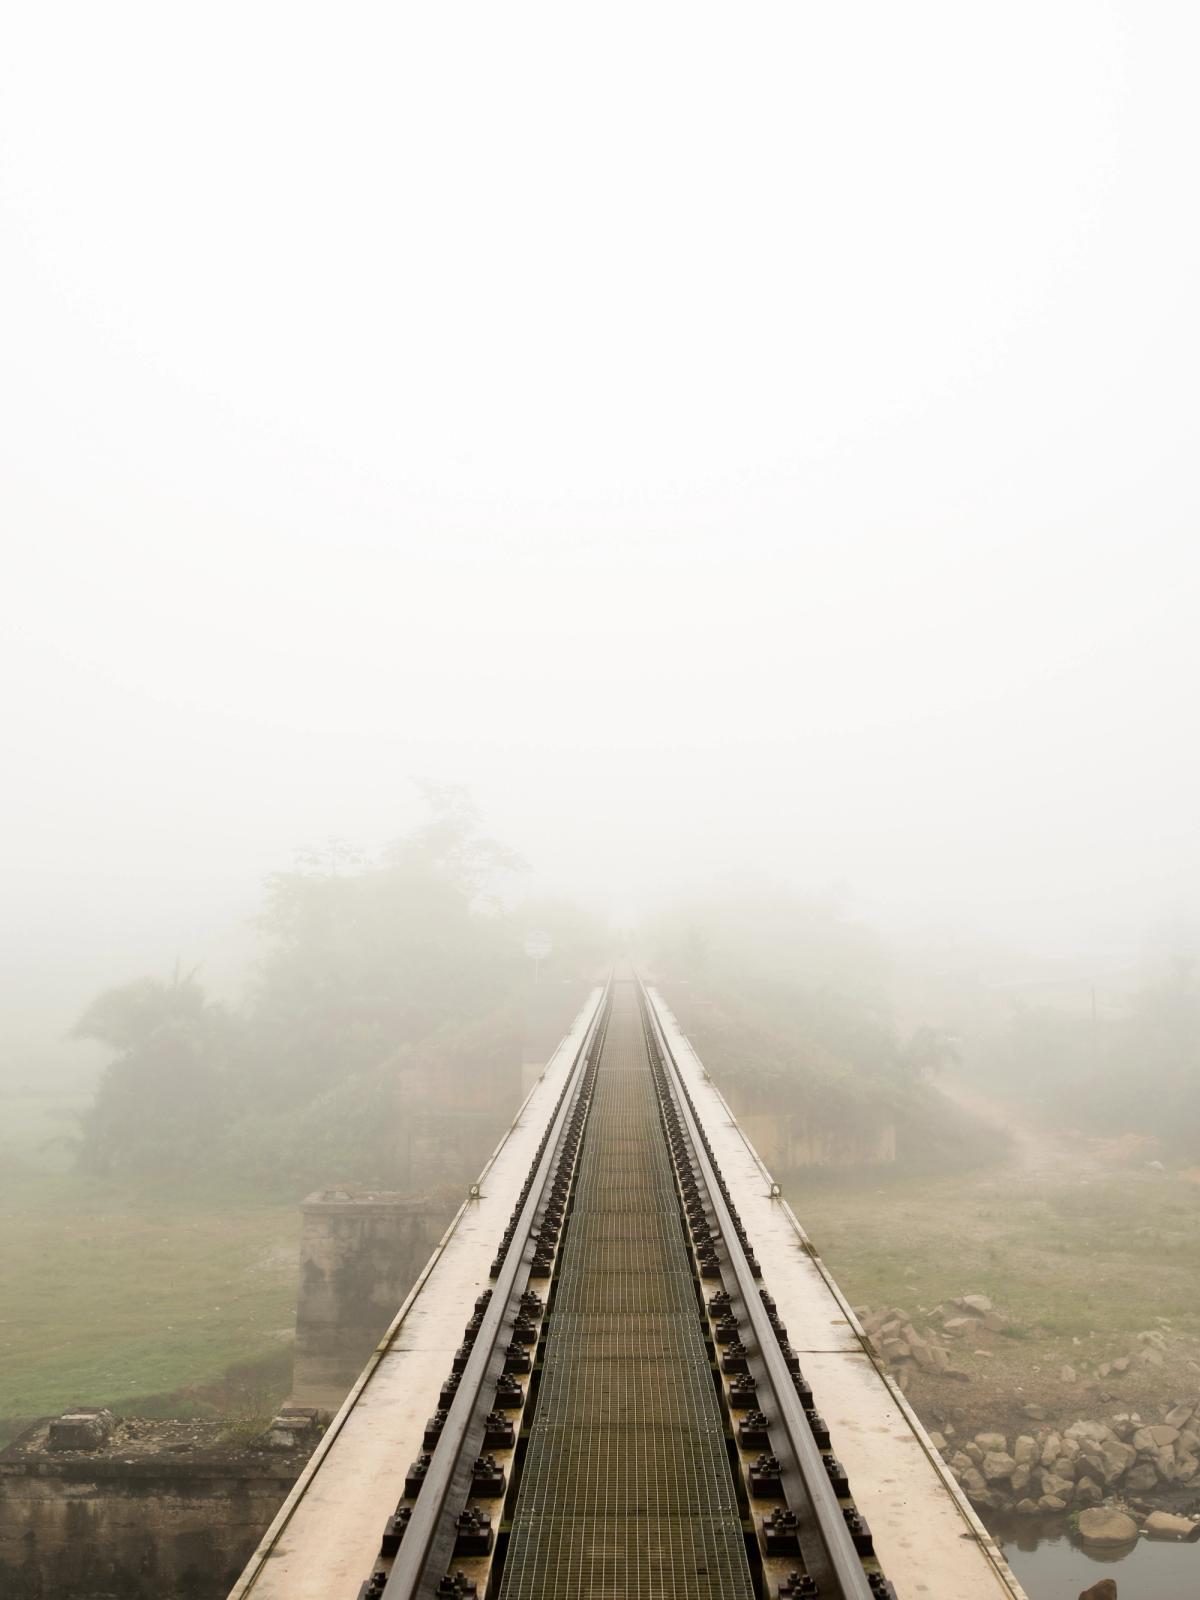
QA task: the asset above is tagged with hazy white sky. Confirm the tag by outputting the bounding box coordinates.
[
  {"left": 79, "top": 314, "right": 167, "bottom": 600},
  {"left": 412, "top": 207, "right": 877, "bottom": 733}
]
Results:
[{"left": 3, "top": 2, "right": 1199, "bottom": 1037}]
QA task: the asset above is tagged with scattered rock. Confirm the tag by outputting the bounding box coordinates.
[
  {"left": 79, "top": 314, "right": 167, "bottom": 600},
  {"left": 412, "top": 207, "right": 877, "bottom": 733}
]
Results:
[
  {"left": 1066, "top": 1421, "right": 1114, "bottom": 1444},
  {"left": 1124, "top": 1462, "right": 1158, "bottom": 1494},
  {"left": 982, "top": 1450, "right": 1017, "bottom": 1482},
  {"left": 975, "top": 1432, "right": 1008, "bottom": 1453},
  {"left": 1076, "top": 1507, "right": 1138, "bottom": 1547},
  {"left": 1077, "top": 1582, "right": 1117, "bottom": 1600},
  {"left": 1132, "top": 1424, "right": 1179, "bottom": 1451},
  {"left": 1143, "top": 1510, "right": 1196, "bottom": 1540},
  {"left": 1060, "top": 1364, "right": 1077, "bottom": 1383},
  {"left": 1040, "top": 1472, "right": 1074, "bottom": 1500},
  {"left": 47, "top": 1409, "right": 116, "bottom": 1452},
  {"left": 1097, "top": 1440, "right": 1136, "bottom": 1483}
]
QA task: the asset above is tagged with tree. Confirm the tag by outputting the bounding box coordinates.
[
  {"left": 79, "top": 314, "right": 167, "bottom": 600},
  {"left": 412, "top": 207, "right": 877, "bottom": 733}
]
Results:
[{"left": 74, "top": 969, "right": 232, "bottom": 1175}]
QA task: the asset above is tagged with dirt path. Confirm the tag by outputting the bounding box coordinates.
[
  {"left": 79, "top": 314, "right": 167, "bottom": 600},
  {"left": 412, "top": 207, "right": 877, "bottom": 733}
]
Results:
[{"left": 935, "top": 1072, "right": 1104, "bottom": 1181}]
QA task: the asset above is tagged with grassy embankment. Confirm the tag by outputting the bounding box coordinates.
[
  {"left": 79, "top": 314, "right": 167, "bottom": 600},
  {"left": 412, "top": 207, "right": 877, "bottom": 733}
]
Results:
[
  {"left": 788, "top": 1148, "right": 1200, "bottom": 1430},
  {"left": 0, "top": 1087, "right": 297, "bottom": 1445}
]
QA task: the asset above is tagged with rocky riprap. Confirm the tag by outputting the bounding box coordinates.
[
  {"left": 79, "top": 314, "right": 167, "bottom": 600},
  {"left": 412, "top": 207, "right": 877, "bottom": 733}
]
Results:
[
  {"left": 854, "top": 1296, "right": 1200, "bottom": 1523},
  {"left": 856, "top": 1294, "right": 1004, "bottom": 1387},
  {"left": 924, "top": 1410, "right": 1200, "bottom": 1520}
]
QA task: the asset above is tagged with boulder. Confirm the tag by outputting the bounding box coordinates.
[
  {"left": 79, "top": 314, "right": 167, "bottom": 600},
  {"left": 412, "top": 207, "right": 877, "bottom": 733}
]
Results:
[
  {"left": 1040, "top": 1431, "right": 1063, "bottom": 1466},
  {"left": 1039, "top": 1471, "right": 1075, "bottom": 1501},
  {"left": 928, "top": 1431, "right": 947, "bottom": 1452},
  {"left": 1038, "top": 1493, "right": 1067, "bottom": 1513},
  {"left": 1133, "top": 1424, "right": 1179, "bottom": 1450},
  {"left": 975, "top": 1432, "right": 1008, "bottom": 1453},
  {"left": 1076, "top": 1507, "right": 1138, "bottom": 1547},
  {"left": 1011, "top": 1464, "right": 1032, "bottom": 1494},
  {"left": 1074, "top": 1476, "right": 1103, "bottom": 1505},
  {"left": 47, "top": 1408, "right": 116, "bottom": 1452},
  {"left": 1097, "top": 1440, "right": 1136, "bottom": 1483},
  {"left": 1124, "top": 1461, "right": 1158, "bottom": 1493},
  {"left": 1078, "top": 1583, "right": 1117, "bottom": 1600},
  {"left": 1060, "top": 1364, "right": 1077, "bottom": 1383},
  {"left": 1143, "top": 1510, "right": 1196, "bottom": 1540},
  {"left": 961, "top": 1294, "right": 993, "bottom": 1313},
  {"left": 1066, "top": 1421, "right": 1114, "bottom": 1444},
  {"left": 1021, "top": 1403, "right": 1047, "bottom": 1421},
  {"left": 981, "top": 1450, "right": 1017, "bottom": 1482},
  {"left": 942, "top": 1317, "right": 977, "bottom": 1334},
  {"left": 1165, "top": 1403, "right": 1197, "bottom": 1428},
  {"left": 1014, "top": 1498, "right": 1039, "bottom": 1515},
  {"left": 1013, "top": 1435, "right": 1039, "bottom": 1467},
  {"left": 1110, "top": 1356, "right": 1131, "bottom": 1373}
]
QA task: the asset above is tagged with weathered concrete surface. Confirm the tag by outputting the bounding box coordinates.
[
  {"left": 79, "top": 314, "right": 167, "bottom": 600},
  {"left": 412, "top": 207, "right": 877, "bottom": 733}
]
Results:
[
  {"left": 0, "top": 1418, "right": 308, "bottom": 1600},
  {"left": 292, "top": 1190, "right": 447, "bottom": 1411}
]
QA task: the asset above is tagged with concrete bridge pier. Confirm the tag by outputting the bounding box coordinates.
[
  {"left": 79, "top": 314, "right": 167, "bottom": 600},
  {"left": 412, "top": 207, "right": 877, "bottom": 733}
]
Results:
[{"left": 291, "top": 1190, "right": 446, "bottom": 1412}]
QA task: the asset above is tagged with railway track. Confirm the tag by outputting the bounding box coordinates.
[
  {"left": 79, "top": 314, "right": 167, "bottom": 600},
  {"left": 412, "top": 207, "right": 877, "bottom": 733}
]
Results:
[{"left": 358, "top": 975, "right": 897, "bottom": 1600}]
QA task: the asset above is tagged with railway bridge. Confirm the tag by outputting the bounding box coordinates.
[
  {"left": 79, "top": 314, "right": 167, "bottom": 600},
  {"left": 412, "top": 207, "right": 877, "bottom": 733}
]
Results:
[{"left": 230, "top": 976, "right": 1027, "bottom": 1600}]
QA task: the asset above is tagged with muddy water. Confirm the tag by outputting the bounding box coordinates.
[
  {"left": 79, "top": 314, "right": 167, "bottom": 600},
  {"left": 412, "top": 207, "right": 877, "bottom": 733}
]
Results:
[{"left": 987, "top": 1512, "right": 1198, "bottom": 1600}]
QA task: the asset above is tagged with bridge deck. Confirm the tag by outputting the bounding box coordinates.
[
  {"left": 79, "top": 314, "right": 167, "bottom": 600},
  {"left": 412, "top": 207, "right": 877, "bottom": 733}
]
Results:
[
  {"left": 499, "top": 980, "right": 755, "bottom": 1600},
  {"left": 229, "top": 979, "right": 1027, "bottom": 1600}
]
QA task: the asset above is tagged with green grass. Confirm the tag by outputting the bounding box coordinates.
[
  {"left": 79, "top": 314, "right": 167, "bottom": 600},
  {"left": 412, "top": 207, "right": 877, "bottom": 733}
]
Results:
[
  {"left": 786, "top": 1165, "right": 1200, "bottom": 1393},
  {"left": 0, "top": 1097, "right": 299, "bottom": 1440}
]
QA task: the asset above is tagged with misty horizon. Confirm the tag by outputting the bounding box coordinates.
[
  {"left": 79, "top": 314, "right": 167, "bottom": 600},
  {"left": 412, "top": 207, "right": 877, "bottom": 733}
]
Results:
[{"left": 4, "top": 2, "right": 1199, "bottom": 1066}]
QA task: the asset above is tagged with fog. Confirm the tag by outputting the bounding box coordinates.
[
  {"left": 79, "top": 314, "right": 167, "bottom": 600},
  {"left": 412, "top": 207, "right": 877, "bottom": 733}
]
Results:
[{"left": 4, "top": 2, "right": 1200, "bottom": 1068}]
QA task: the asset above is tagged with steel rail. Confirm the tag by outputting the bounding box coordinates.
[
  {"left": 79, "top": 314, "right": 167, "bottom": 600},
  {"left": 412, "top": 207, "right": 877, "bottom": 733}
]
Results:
[
  {"left": 381, "top": 980, "right": 611, "bottom": 1600},
  {"left": 638, "top": 976, "right": 876, "bottom": 1600}
]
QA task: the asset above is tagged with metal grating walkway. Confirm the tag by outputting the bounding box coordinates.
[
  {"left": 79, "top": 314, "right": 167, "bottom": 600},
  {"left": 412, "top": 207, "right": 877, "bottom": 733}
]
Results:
[{"left": 498, "top": 981, "right": 756, "bottom": 1600}]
